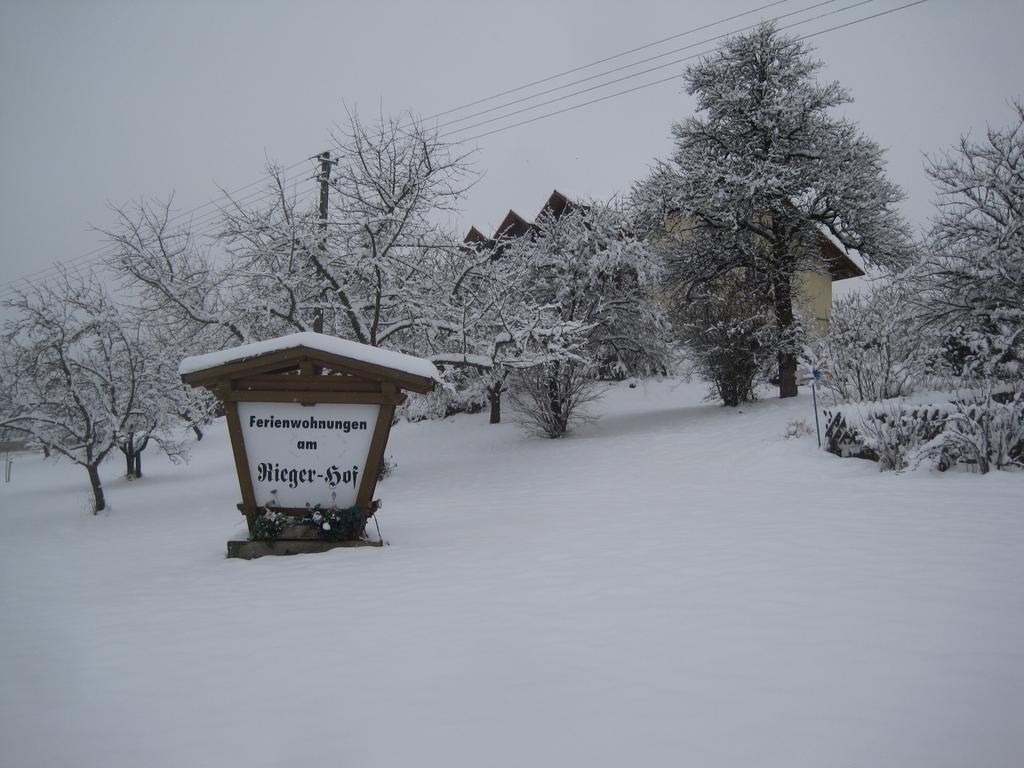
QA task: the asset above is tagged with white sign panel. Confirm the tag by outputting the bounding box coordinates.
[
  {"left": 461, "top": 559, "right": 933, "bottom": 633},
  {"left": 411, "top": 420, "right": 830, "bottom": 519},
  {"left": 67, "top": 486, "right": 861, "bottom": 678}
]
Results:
[{"left": 237, "top": 401, "right": 379, "bottom": 509}]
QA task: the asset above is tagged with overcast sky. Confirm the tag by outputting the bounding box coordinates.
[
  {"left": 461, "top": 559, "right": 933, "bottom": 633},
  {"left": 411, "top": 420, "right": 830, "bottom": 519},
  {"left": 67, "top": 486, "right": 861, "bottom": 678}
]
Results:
[{"left": 1, "top": 0, "right": 1022, "bottom": 296}]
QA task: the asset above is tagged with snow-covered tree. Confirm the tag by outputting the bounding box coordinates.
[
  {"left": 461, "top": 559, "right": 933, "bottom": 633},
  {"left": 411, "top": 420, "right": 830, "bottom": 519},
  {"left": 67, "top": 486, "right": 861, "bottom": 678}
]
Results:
[
  {"left": 420, "top": 241, "right": 533, "bottom": 423},
  {"left": 112, "top": 328, "right": 192, "bottom": 479},
  {"left": 0, "top": 271, "right": 184, "bottom": 511},
  {"left": 658, "top": 225, "right": 779, "bottom": 406},
  {"left": 410, "top": 199, "right": 667, "bottom": 428},
  {"left": 634, "top": 22, "right": 913, "bottom": 399},
  {"left": 816, "top": 281, "right": 930, "bottom": 402},
  {"left": 502, "top": 201, "right": 668, "bottom": 437},
  {"left": 103, "top": 193, "right": 245, "bottom": 350},
  {"left": 105, "top": 110, "right": 475, "bottom": 360},
  {"left": 912, "top": 101, "right": 1024, "bottom": 384}
]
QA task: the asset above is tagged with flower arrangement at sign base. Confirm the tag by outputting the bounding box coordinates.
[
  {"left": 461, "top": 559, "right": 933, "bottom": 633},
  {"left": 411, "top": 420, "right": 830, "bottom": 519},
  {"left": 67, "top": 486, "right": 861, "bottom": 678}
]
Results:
[
  {"left": 249, "top": 493, "right": 375, "bottom": 543},
  {"left": 306, "top": 503, "right": 367, "bottom": 542},
  {"left": 252, "top": 509, "right": 288, "bottom": 541}
]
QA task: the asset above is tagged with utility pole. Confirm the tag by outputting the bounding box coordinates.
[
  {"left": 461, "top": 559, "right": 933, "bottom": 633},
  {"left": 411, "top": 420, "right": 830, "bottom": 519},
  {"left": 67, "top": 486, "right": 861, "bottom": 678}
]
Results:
[{"left": 313, "top": 150, "right": 332, "bottom": 334}]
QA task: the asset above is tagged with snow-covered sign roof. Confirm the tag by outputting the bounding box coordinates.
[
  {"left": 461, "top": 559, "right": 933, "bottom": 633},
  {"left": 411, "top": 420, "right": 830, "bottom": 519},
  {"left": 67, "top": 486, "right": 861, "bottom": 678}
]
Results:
[{"left": 179, "top": 332, "right": 439, "bottom": 392}]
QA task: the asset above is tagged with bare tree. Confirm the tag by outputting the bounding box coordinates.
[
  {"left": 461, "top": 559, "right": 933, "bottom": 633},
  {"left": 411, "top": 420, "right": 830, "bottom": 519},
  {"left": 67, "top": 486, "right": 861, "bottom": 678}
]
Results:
[
  {"left": 103, "top": 195, "right": 246, "bottom": 349},
  {"left": 0, "top": 268, "right": 191, "bottom": 508},
  {"left": 105, "top": 110, "right": 476, "bottom": 366},
  {"left": 912, "top": 101, "right": 1024, "bottom": 383},
  {"left": 113, "top": 328, "right": 190, "bottom": 479},
  {"left": 1, "top": 272, "right": 142, "bottom": 511}
]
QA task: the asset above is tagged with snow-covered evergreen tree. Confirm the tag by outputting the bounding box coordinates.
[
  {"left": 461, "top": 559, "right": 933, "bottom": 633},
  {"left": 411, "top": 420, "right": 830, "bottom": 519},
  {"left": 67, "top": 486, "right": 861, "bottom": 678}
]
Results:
[{"left": 634, "top": 22, "right": 912, "bottom": 399}]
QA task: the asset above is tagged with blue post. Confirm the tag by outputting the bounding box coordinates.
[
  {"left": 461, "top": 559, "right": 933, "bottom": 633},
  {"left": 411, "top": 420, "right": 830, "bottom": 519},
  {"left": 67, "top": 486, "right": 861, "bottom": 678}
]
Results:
[{"left": 812, "top": 367, "right": 822, "bottom": 447}]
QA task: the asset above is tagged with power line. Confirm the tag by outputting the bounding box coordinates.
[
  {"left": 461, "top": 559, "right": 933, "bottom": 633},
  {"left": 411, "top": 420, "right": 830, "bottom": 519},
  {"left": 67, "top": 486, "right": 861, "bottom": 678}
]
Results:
[
  {"left": 441, "top": 0, "right": 877, "bottom": 138},
  {"left": 454, "top": 0, "right": 931, "bottom": 143},
  {"left": 800, "top": 0, "right": 928, "bottom": 37},
  {"left": 435, "top": 0, "right": 850, "bottom": 133},
  {"left": 423, "top": 0, "right": 796, "bottom": 122}
]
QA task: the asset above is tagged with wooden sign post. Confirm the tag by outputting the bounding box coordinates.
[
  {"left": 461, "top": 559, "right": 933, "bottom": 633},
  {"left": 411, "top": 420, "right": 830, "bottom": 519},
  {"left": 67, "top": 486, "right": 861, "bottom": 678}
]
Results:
[{"left": 179, "top": 332, "right": 437, "bottom": 559}]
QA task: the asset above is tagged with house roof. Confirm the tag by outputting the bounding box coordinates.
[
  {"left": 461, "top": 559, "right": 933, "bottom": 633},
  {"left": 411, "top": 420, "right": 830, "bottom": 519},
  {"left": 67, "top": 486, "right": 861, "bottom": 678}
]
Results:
[
  {"left": 538, "top": 189, "right": 576, "bottom": 219},
  {"left": 494, "top": 209, "right": 535, "bottom": 241},
  {"left": 463, "top": 189, "right": 863, "bottom": 281},
  {"left": 464, "top": 189, "right": 579, "bottom": 247},
  {"left": 464, "top": 226, "right": 491, "bottom": 245},
  {"left": 815, "top": 230, "right": 865, "bottom": 281}
]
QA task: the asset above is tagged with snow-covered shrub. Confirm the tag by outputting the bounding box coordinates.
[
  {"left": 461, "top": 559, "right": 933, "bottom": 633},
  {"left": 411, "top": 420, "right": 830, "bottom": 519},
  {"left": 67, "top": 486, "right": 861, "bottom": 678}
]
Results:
[
  {"left": 824, "top": 389, "right": 1024, "bottom": 473},
  {"left": 377, "top": 455, "right": 397, "bottom": 483},
  {"left": 935, "top": 318, "right": 1022, "bottom": 385},
  {"left": 671, "top": 270, "right": 780, "bottom": 407},
  {"left": 817, "top": 282, "right": 928, "bottom": 402},
  {"left": 647, "top": 222, "right": 781, "bottom": 407},
  {"left": 401, "top": 370, "right": 488, "bottom": 423},
  {"left": 917, "top": 390, "right": 1024, "bottom": 473},
  {"left": 783, "top": 419, "right": 814, "bottom": 440},
  {"left": 824, "top": 403, "right": 939, "bottom": 469},
  {"left": 509, "top": 360, "right": 600, "bottom": 439},
  {"left": 855, "top": 402, "right": 929, "bottom": 471},
  {"left": 822, "top": 410, "right": 870, "bottom": 459}
]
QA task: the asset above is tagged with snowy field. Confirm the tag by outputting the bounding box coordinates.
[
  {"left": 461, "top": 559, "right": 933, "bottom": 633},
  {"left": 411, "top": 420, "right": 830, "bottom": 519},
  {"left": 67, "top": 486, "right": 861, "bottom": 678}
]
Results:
[{"left": 1, "top": 379, "right": 1022, "bottom": 768}]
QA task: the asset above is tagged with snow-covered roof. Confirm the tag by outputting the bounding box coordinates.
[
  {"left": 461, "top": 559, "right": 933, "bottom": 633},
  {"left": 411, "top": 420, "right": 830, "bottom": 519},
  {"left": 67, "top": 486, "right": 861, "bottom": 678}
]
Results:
[
  {"left": 179, "top": 332, "right": 440, "bottom": 383},
  {"left": 815, "top": 225, "right": 865, "bottom": 280}
]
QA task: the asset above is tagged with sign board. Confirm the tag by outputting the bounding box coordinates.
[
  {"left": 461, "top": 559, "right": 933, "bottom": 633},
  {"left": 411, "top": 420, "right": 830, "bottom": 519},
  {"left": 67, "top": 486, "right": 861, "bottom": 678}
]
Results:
[
  {"left": 179, "top": 332, "right": 438, "bottom": 556},
  {"left": 238, "top": 402, "right": 379, "bottom": 509}
]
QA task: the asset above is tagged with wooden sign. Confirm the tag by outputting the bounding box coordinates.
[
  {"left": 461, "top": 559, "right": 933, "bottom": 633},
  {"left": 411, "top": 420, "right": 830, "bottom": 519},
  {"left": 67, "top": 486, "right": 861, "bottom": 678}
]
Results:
[
  {"left": 179, "top": 332, "right": 437, "bottom": 558},
  {"left": 239, "top": 401, "right": 379, "bottom": 509}
]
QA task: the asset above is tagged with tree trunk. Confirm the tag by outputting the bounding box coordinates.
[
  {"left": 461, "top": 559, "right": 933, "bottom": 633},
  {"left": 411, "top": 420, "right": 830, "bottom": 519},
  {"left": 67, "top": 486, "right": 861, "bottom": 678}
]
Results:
[
  {"left": 547, "top": 363, "right": 564, "bottom": 437},
  {"left": 87, "top": 464, "right": 106, "bottom": 513},
  {"left": 133, "top": 436, "right": 148, "bottom": 479},
  {"left": 722, "top": 387, "right": 741, "bottom": 408},
  {"left": 771, "top": 256, "right": 798, "bottom": 399},
  {"left": 120, "top": 434, "right": 136, "bottom": 478},
  {"left": 487, "top": 380, "right": 503, "bottom": 424},
  {"left": 191, "top": 424, "right": 204, "bottom": 441}
]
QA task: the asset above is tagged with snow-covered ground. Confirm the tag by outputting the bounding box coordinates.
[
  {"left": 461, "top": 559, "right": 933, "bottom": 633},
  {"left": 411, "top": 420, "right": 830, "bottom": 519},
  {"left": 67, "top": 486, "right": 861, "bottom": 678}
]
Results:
[{"left": 1, "top": 379, "right": 1021, "bottom": 768}]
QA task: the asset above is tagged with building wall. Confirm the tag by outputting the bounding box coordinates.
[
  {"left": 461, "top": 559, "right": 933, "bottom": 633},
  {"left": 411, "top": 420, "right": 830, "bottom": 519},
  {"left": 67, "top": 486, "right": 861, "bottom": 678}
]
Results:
[
  {"left": 797, "top": 269, "right": 833, "bottom": 329},
  {"left": 663, "top": 212, "right": 835, "bottom": 329}
]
